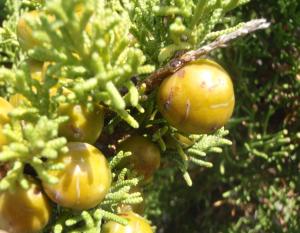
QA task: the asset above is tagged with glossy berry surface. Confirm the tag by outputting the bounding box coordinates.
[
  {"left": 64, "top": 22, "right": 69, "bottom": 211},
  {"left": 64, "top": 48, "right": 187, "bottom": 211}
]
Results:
[
  {"left": 58, "top": 104, "right": 104, "bottom": 144},
  {"left": 119, "top": 135, "right": 161, "bottom": 180},
  {"left": 0, "top": 98, "right": 13, "bottom": 149},
  {"left": 102, "top": 212, "right": 153, "bottom": 233},
  {"left": 42, "top": 142, "right": 111, "bottom": 210},
  {"left": 157, "top": 59, "right": 235, "bottom": 134},
  {"left": 0, "top": 178, "right": 51, "bottom": 233}
]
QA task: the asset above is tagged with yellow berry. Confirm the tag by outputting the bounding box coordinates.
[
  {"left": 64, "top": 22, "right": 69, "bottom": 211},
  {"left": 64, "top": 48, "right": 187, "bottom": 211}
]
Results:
[
  {"left": 58, "top": 104, "right": 104, "bottom": 144},
  {"left": 102, "top": 212, "right": 153, "bottom": 233},
  {"left": 157, "top": 59, "right": 235, "bottom": 134},
  {"left": 42, "top": 142, "right": 111, "bottom": 210},
  {"left": 0, "top": 178, "right": 51, "bottom": 233}
]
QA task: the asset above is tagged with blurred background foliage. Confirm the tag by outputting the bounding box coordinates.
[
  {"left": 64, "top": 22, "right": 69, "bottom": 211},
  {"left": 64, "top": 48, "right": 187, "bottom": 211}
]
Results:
[{"left": 145, "top": 0, "right": 300, "bottom": 232}]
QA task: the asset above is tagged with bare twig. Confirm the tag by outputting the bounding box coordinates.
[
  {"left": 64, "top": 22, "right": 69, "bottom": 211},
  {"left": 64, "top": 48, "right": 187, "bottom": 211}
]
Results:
[{"left": 141, "top": 18, "right": 270, "bottom": 92}]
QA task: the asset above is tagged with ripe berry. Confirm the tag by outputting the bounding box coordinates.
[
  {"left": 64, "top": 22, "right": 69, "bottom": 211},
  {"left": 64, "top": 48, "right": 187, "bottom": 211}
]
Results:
[
  {"left": 42, "top": 142, "right": 111, "bottom": 210},
  {"left": 0, "top": 178, "right": 51, "bottom": 233},
  {"left": 157, "top": 59, "right": 235, "bottom": 134},
  {"left": 119, "top": 135, "right": 161, "bottom": 180}
]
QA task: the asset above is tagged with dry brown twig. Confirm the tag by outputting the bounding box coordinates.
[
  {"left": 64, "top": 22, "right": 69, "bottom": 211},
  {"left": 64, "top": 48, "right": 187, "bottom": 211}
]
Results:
[
  {"left": 141, "top": 18, "right": 271, "bottom": 93},
  {"left": 99, "top": 19, "right": 270, "bottom": 150}
]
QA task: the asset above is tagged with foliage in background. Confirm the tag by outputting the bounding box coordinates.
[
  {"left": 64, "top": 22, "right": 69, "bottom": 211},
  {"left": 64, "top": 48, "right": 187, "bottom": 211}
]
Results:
[
  {"left": 145, "top": 0, "right": 300, "bottom": 232},
  {"left": 0, "top": 0, "right": 265, "bottom": 232}
]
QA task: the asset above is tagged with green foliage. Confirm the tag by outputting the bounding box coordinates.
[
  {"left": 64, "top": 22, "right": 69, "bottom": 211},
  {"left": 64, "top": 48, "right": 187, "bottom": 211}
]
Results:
[
  {"left": 0, "top": 0, "right": 287, "bottom": 233},
  {"left": 152, "top": 127, "right": 232, "bottom": 186},
  {"left": 145, "top": 0, "right": 300, "bottom": 232},
  {"left": 0, "top": 115, "right": 67, "bottom": 189},
  {"left": 24, "top": 0, "right": 155, "bottom": 128},
  {"left": 122, "top": 0, "right": 250, "bottom": 64},
  {"left": 0, "top": 0, "right": 22, "bottom": 66},
  {"left": 219, "top": 0, "right": 300, "bottom": 231}
]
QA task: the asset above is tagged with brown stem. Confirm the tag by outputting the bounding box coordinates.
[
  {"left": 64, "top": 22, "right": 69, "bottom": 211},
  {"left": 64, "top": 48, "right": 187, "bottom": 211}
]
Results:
[
  {"left": 0, "top": 163, "right": 10, "bottom": 180},
  {"left": 99, "top": 19, "right": 270, "bottom": 151},
  {"left": 141, "top": 18, "right": 270, "bottom": 93}
]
